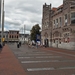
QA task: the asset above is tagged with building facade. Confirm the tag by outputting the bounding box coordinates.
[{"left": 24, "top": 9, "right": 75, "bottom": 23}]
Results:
[
  {"left": 0, "top": 30, "right": 30, "bottom": 43},
  {"left": 19, "top": 34, "right": 29, "bottom": 44},
  {"left": 41, "top": 0, "right": 75, "bottom": 50},
  {"left": 41, "top": 3, "right": 51, "bottom": 47},
  {"left": 8, "top": 30, "right": 19, "bottom": 42}
]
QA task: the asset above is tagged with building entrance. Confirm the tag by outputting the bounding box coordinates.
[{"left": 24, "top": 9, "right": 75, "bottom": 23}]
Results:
[
  {"left": 55, "top": 40, "right": 58, "bottom": 48},
  {"left": 44, "top": 39, "right": 49, "bottom": 47}
]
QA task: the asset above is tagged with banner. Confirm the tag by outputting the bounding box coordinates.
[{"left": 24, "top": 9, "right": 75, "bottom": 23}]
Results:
[{"left": 36, "top": 34, "right": 41, "bottom": 45}]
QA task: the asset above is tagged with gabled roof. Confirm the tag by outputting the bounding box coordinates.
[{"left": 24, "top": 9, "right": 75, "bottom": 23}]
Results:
[
  {"left": 52, "top": 4, "right": 63, "bottom": 11},
  {"left": 57, "top": 4, "right": 63, "bottom": 9},
  {"left": 52, "top": 7, "right": 57, "bottom": 11},
  {"left": 9, "top": 30, "right": 19, "bottom": 32}
]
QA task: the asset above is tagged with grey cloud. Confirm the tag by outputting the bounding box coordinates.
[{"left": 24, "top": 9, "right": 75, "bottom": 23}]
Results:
[
  {"left": 5, "top": 17, "right": 22, "bottom": 27},
  {"left": 4, "top": 0, "right": 63, "bottom": 34}
]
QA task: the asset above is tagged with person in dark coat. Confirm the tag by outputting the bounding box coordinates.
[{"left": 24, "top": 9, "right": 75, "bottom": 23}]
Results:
[
  {"left": 17, "top": 42, "right": 19, "bottom": 48},
  {"left": 19, "top": 42, "right": 21, "bottom": 47}
]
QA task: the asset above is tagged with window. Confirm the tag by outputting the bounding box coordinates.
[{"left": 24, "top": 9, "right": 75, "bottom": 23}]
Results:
[
  {"left": 56, "top": 19, "right": 58, "bottom": 28},
  {"left": 17, "top": 32, "right": 19, "bottom": 34},
  {"left": 56, "top": 19, "right": 58, "bottom": 24},
  {"left": 59, "top": 39, "right": 61, "bottom": 44},
  {"left": 17, "top": 36, "right": 18, "bottom": 38},
  {"left": 53, "top": 20, "right": 55, "bottom": 28},
  {"left": 65, "top": 14, "right": 67, "bottom": 25},
  {"left": 59, "top": 17, "right": 62, "bottom": 26},
  {"left": 64, "top": 33, "right": 69, "bottom": 38},
  {"left": 54, "top": 20, "right": 55, "bottom": 25},
  {"left": 12, "top": 35, "right": 13, "bottom": 38},
  {"left": 71, "top": 12, "right": 75, "bottom": 24},
  {"left": 10, "top": 35, "right": 11, "bottom": 38},
  {"left": 15, "top": 36, "right": 16, "bottom": 38},
  {"left": 46, "top": 22, "right": 49, "bottom": 28},
  {"left": 10, "top": 31, "right": 14, "bottom": 34},
  {"left": 70, "top": 2, "right": 75, "bottom": 9},
  {"left": 54, "top": 39, "right": 55, "bottom": 43}
]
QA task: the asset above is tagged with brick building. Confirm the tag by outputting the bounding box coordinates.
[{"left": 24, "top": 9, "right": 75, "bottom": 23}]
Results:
[
  {"left": 41, "top": 3, "right": 51, "bottom": 47},
  {"left": 41, "top": 0, "right": 75, "bottom": 50},
  {"left": 8, "top": 30, "right": 19, "bottom": 42}
]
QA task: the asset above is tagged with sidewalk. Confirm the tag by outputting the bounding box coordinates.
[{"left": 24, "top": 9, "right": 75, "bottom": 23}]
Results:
[
  {"left": 0, "top": 44, "right": 27, "bottom": 75},
  {"left": 41, "top": 46, "right": 75, "bottom": 55}
]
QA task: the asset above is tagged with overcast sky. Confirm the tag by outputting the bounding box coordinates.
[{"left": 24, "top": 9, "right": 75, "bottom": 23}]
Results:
[{"left": 4, "top": 0, "right": 63, "bottom": 34}]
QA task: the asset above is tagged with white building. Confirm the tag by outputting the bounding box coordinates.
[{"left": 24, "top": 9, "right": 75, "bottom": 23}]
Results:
[{"left": 19, "top": 34, "right": 29, "bottom": 44}]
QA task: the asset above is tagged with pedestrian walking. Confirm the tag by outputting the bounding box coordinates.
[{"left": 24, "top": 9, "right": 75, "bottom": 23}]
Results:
[
  {"left": 17, "top": 42, "right": 19, "bottom": 48},
  {"left": 27, "top": 41, "right": 30, "bottom": 47},
  {"left": 19, "top": 41, "right": 21, "bottom": 47},
  {"left": 36, "top": 42, "right": 38, "bottom": 49}
]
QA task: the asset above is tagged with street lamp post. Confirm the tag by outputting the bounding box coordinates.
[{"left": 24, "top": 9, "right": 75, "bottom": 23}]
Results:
[
  {"left": 1, "top": 0, "right": 4, "bottom": 46},
  {"left": 49, "top": 4, "right": 52, "bottom": 47},
  {"left": 24, "top": 25, "right": 25, "bottom": 44},
  {"left": 20, "top": 25, "right": 26, "bottom": 44}
]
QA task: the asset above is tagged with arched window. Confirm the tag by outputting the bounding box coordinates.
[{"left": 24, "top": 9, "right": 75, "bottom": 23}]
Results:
[
  {"left": 10, "top": 35, "right": 11, "bottom": 38},
  {"left": 15, "top": 36, "right": 16, "bottom": 38},
  {"left": 12, "top": 35, "right": 13, "bottom": 38},
  {"left": 17, "top": 36, "right": 18, "bottom": 38},
  {"left": 71, "top": 12, "right": 75, "bottom": 24}
]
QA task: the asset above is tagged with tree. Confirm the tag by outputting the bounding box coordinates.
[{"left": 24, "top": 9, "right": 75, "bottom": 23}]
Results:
[{"left": 30, "top": 24, "right": 41, "bottom": 42}]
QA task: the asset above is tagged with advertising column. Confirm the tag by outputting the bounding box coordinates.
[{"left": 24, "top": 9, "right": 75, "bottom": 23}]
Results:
[
  {"left": 0, "top": 0, "right": 4, "bottom": 45},
  {"left": 0, "top": 0, "right": 2, "bottom": 43}
]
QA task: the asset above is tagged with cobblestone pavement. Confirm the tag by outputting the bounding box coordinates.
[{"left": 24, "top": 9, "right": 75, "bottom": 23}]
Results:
[
  {"left": 9, "top": 44, "right": 75, "bottom": 75},
  {"left": 0, "top": 44, "right": 27, "bottom": 75}
]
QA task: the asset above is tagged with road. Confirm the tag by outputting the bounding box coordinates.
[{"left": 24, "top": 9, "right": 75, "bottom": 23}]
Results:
[{"left": 9, "top": 44, "right": 75, "bottom": 75}]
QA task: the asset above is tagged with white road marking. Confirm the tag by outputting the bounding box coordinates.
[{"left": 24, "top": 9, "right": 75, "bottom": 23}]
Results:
[
  {"left": 27, "top": 67, "right": 55, "bottom": 71},
  {"left": 18, "top": 56, "right": 62, "bottom": 59},
  {"left": 14, "top": 52, "right": 46, "bottom": 54},
  {"left": 25, "top": 54, "right": 53, "bottom": 55},
  {"left": 32, "top": 52, "right": 46, "bottom": 53},
  {"left": 18, "top": 54, "right": 53, "bottom": 56},
  {"left": 21, "top": 60, "right": 75, "bottom": 63},
  {"left": 36, "top": 56, "right": 62, "bottom": 58},
  {"left": 18, "top": 57, "right": 33, "bottom": 59},
  {"left": 27, "top": 66, "right": 75, "bottom": 71},
  {"left": 21, "top": 60, "right": 59, "bottom": 63},
  {"left": 49, "top": 50, "right": 75, "bottom": 57}
]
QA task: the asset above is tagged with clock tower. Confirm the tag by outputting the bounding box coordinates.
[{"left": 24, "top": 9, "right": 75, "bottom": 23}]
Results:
[
  {"left": 63, "top": 0, "right": 75, "bottom": 9},
  {"left": 63, "top": 0, "right": 69, "bottom": 10},
  {"left": 63, "top": 0, "right": 75, "bottom": 3}
]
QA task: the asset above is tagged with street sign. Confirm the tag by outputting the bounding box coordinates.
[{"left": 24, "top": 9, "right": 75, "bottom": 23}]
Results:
[
  {"left": 36, "top": 34, "right": 41, "bottom": 41},
  {"left": 36, "top": 34, "right": 41, "bottom": 45}
]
